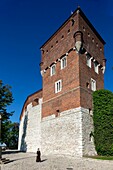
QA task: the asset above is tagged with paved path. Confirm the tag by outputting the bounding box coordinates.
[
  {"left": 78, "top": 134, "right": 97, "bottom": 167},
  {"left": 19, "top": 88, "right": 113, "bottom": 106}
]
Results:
[{"left": 1, "top": 151, "right": 113, "bottom": 170}]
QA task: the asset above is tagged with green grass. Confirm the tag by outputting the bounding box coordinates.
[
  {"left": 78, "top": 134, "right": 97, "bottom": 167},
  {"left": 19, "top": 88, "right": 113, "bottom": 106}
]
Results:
[{"left": 84, "top": 155, "right": 113, "bottom": 160}]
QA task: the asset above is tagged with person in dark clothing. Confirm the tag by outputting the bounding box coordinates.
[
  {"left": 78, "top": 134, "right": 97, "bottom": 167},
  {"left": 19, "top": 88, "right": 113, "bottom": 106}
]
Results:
[{"left": 36, "top": 148, "right": 41, "bottom": 162}]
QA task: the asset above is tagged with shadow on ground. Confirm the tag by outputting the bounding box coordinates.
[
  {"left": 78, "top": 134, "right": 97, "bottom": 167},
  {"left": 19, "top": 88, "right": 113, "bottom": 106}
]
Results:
[
  {"left": 2, "top": 150, "right": 25, "bottom": 155},
  {"left": 2, "top": 151, "right": 47, "bottom": 164},
  {"left": 3, "top": 158, "right": 47, "bottom": 164},
  {"left": 41, "top": 159, "right": 47, "bottom": 162}
]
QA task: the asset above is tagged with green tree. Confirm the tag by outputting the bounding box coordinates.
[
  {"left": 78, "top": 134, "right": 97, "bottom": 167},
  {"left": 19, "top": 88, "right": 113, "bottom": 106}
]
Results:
[
  {"left": 10, "top": 122, "right": 19, "bottom": 149},
  {"left": 5, "top": 122, "right": 19, "bottom": 149},
  {"left": 93, "top": 89, "right": 113, "bottom": 156},
  {"left": 0, "top": 80, "right": 14, "bottom": 145}
]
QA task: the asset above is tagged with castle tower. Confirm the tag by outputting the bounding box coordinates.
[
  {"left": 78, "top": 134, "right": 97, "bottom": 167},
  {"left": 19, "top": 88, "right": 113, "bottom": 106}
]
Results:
[
  {"left": 18, "top": 7, "right": 106, "bottom": 157},
  {"left": 40, "top": 7, "right": 106, "bottom": 156}
]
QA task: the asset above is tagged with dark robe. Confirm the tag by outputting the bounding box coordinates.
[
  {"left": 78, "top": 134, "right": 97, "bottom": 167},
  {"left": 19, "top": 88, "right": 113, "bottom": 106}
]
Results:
[{"left": 36, "top": 150, "right": 41, "bottom": 162}]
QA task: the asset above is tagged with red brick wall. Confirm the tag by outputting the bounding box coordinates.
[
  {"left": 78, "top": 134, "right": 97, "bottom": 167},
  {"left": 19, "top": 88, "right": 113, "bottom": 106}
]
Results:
[
  {"left": 41, "top": 12, "right": 81, "bottom": 118},
  {"left": 79, "top": 51, "right": 104, "bottom": 109},
  {"left": 79, "top": 14, "right": 104, "bottom": 65},
  {"left": 42, "top": 89, "right": 80, "bottom": 117},
  {"left": 42, "top": 50, "right": 81, "bottom": 117},
  {"left": 43, "top": 51, "right": 79, "bottom": 101},
  {"left": 40, "top": 13, "right": 78, "bottom": 71},
  {"left": 79, "top": 14, "right": 104, "bottom": 109}
]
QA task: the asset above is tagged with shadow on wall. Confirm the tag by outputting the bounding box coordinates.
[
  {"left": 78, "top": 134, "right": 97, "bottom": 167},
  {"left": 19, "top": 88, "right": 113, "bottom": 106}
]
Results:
[{"left": 20, "top": 114, "right": 28, "bottom": 152}]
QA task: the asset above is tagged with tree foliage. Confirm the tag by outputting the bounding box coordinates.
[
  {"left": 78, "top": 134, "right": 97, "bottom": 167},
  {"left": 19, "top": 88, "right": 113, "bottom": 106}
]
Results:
[
  {"left": 0, "top": 80, "right": 14, "bottom": 117},
  {"left": 0, "top": 80, "right": 18, "bottom": 148},
  {"left": 93, "top": 89, "right": 113, "bottom": 156},
  {"left": 4, "top": 122, "right": 19, "bottom": 149}
]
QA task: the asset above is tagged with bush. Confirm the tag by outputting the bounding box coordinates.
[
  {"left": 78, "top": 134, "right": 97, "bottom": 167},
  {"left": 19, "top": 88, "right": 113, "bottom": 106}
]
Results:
[{"left": 93, "top": 89, "right": 113, "bottom": 156}]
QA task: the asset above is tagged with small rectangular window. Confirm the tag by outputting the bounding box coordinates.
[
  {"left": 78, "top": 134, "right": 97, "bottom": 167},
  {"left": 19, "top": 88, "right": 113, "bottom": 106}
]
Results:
[
  {"left": 94, "top": 61, "right": 99, "bottom": 74},
  {"left": 86, "top": 55, "right": 91, "bottom": 68},
  {"left": 50, "top": 64, "right": 56, "bottom": 76},
  {"left": 55, "top": 80, "right": 62, "bottom": 93},
  {"left": 61, "top": 56, "right": 67, "bottom": 69},
  {"left": 91, "top": 78, "right": 96, "bottom": 91}
]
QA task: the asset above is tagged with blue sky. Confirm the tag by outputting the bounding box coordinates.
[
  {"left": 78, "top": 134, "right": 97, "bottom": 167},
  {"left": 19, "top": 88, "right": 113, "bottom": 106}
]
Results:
[{"left": 0, "top": 0, "right": 113, "bottom": 123}]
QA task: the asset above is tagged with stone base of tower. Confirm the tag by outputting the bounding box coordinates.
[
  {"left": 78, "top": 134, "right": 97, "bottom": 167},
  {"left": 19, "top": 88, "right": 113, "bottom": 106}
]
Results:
[
  {"left": 18, "top": 105, "right": 97, "bottom": 156},
  {"left": 81, "top": 107, "right": 97, "bottom": 156},
  {"left": 41, "top": 107, "right": 97, "bottom": 157}
]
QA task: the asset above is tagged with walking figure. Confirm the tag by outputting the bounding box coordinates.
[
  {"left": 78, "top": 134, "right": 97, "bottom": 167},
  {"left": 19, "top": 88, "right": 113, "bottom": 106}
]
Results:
[{"left": 36, "top": 148, "right": 41, "bottom": 162}]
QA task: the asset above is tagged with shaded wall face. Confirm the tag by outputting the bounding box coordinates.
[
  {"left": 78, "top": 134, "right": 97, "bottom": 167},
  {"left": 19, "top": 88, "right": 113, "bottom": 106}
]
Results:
[
  {"left": 78, "top": 15, "right": 104, "bottom": 109},
  {"left": 79, "top": 15, "right": 105, "bottom": 65},
  {"left": 81, "top": 108, "right": 97, "bottom": 156},
  {"left": 79, "top": 52, "right": 104, "bottom": 109},
  {"left": 18, "top": 111, "right": 27, "bottom": 151}
]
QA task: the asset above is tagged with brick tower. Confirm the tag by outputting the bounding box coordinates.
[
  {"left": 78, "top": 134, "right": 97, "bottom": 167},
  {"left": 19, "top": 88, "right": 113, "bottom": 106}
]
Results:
[
  {"left": 18, "top": 7, "right": 106, "bottom": 157},
  {"left": 40, "top": 7, "right": 106, "bottom": 156}
]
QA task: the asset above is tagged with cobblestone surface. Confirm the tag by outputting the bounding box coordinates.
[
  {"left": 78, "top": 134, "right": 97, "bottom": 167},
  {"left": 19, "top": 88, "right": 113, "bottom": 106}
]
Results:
[{"left": 1, "top": 151, "right": 113, "bottom": 170}]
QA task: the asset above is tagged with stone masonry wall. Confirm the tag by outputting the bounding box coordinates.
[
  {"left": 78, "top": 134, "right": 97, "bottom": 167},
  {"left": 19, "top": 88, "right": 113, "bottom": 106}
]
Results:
[
  {"left": 18, "top": 98, "right": 42, "bottom": 153},
  {"left": 41, "top": 107, "right": 97, "bottom": 157},
  {"left": 81, "top": 108, "right": 97, "bottom": 156},
  {"left": 41, "top": 107, "right": 83, "bottom": 157},
  {"left": 19, "top": 104, "right": 97, "bottom": 156},
  {"left": 18, "top": 110, "right": 26, "bottom": 151}
]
